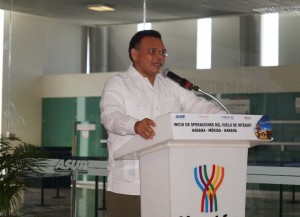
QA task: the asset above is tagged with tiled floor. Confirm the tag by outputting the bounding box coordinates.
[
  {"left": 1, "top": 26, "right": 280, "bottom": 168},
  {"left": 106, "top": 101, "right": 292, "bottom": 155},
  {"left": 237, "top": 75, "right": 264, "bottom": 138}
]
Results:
[{"left": 20, "top": 185, "right": 300, "bottom": 217}]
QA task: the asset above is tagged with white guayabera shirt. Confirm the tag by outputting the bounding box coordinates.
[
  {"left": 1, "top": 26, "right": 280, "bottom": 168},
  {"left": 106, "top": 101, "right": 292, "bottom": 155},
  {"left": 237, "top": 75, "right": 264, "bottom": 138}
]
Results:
[{"left": 100, "top": 64, "right": 225, "bottom": 195}]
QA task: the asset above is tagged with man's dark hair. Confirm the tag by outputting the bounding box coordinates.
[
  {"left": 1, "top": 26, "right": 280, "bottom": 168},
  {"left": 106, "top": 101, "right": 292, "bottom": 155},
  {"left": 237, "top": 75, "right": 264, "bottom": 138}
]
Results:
[{"left": 128, "top": 30, "right": 162, "bottom": 61}]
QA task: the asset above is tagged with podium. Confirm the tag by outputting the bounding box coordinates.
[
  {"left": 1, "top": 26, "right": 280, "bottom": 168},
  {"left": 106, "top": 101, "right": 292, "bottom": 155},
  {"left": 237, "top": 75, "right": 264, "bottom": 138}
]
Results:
[{"left": 114, "top": 113, "right": 273, "bottom": 217}]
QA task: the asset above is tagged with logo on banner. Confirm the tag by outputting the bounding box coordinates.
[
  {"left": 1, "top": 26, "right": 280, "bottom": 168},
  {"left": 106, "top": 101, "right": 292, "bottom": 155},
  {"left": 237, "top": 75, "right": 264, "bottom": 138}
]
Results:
[
  {"left": 175, "top": 114, "right": 185, "bottom": 119},
  {"left": 254, "top": 115, "right": 273, "bottom": 140},
  {"left": 54, "top": 159, "right": 89, "bottom": 174},
  {"left": 194, "top": 164, "right": 225, "bottom": 213}
]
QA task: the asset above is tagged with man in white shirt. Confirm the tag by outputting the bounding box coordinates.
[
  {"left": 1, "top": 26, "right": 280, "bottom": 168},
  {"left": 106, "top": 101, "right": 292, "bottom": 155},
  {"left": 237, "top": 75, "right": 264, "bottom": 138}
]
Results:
[{"left": 100, "top": 30, "right": 225, "bottom": 217}]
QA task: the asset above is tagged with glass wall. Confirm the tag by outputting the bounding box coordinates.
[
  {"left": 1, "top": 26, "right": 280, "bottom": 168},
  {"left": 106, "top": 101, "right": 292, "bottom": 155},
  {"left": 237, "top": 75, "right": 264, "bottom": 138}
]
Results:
[{"left": 1, "top": 2, "right": 300, "bottom": 217}]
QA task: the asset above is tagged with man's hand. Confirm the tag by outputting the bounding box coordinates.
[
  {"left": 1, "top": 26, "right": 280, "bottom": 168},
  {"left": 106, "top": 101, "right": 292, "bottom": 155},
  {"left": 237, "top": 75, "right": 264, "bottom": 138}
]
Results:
[{"left": 134, "top": 118, "right": 156, "bottom": 140}]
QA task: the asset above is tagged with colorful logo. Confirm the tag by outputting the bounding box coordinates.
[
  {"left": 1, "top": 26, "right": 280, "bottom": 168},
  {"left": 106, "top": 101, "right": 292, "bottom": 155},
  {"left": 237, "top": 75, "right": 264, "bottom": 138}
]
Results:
[{"left": 194, "top": 165, "right": 225, "bottom": 213}]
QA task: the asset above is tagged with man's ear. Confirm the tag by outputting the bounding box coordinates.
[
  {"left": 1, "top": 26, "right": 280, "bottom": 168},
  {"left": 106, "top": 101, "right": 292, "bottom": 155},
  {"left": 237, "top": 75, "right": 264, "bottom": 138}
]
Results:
[{"left": 131, "top": 48, "right": 138, "bottom": 61}]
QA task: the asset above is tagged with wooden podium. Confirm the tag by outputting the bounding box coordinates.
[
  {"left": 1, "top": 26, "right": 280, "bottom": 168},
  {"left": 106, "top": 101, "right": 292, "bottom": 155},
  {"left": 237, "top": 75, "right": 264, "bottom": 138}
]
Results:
[{"left": 114, "top": 113, "right": 272, "bottom": 217}]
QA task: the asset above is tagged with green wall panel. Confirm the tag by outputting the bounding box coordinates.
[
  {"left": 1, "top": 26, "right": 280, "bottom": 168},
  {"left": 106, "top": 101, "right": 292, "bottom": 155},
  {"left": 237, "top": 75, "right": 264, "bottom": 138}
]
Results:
[
  {"left": 42, "top": 98, "right": 77, "bottom": 147},
  {"left": 42, "top": 97, "right": 108, "bottom": 159}
]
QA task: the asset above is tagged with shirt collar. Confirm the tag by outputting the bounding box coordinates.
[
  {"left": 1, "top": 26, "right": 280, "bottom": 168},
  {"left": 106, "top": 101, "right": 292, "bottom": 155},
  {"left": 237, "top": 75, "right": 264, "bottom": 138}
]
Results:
[{"left": 127, "top": 64, "right": 154, "bottom": 84}]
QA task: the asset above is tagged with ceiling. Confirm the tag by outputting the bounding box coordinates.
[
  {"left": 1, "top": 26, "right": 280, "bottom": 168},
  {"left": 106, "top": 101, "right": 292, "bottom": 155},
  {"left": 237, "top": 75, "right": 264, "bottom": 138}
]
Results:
[{"left": 1, "top": 0, "right": 300, "bottom": 26}]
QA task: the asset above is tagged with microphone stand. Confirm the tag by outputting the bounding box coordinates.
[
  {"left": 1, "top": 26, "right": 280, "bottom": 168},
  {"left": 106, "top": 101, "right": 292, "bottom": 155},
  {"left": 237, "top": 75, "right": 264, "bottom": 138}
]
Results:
[
  {"left": 161, "top": 68, "right": 230, "bottom": 114},
  {"left": 192, "top": 85, "right": 230, "bottom": 114}
]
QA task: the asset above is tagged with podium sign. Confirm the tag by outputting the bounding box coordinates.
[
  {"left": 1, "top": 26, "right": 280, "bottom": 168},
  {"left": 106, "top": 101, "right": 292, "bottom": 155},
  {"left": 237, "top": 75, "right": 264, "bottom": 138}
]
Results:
[
  {"left": 114, "top": 113, "right": 272, "bottom": 217},
  {"left": 169, "top": 113, "right": 272, "bottom": 141}
]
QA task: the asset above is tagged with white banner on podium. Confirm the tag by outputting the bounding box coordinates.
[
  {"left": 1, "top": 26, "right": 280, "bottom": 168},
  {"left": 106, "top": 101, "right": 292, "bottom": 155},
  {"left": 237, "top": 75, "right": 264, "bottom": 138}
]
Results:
[{"left": 170, "top": 113, "right": 272, "bottom": 141}]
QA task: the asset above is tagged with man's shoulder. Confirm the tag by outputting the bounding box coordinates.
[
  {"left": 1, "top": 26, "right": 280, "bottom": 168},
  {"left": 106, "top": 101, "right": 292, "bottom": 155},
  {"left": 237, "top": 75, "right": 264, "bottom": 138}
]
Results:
[
  {"left": 104, "top": 70, "right": 134, "bottom": 91},
  {"left": 107, "top": 71, "right": 130, "bottom": 82}
]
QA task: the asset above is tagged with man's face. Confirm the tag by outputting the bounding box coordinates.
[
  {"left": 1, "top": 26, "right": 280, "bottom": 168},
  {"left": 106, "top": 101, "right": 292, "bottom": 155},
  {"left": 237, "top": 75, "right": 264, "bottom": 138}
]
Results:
[{"left": 131, "top": 36, "right": 167, "bottom": 81}]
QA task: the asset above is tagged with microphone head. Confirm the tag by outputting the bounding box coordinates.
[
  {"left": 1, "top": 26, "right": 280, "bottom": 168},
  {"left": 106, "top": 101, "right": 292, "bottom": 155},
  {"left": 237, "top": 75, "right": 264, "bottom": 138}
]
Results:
[{"left": 161, "top": 68, "right": 170, "bottom": 77}]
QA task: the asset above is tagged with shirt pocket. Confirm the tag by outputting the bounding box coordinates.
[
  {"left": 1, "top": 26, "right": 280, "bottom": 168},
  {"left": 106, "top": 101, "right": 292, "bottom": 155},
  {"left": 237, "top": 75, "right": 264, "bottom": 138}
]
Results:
[
  {"left": 124, "top": 98, "right": 152, "bottom": 119},
  {"left": 160, "top": 96, "right": 181, "bottom": 113}
]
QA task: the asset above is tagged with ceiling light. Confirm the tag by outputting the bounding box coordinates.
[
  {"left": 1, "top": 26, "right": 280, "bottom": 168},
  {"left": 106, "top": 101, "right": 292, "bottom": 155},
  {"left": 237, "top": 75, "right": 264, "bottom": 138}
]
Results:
[{"left": 87, "top": 4, "right": 115, "bottom": 12}]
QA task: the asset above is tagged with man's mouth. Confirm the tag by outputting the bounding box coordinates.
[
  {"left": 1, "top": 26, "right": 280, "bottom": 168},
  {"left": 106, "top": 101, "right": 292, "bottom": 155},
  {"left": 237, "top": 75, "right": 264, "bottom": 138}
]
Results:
[{"left": 153, "top": 62, "right": 163, "bottom": 67}]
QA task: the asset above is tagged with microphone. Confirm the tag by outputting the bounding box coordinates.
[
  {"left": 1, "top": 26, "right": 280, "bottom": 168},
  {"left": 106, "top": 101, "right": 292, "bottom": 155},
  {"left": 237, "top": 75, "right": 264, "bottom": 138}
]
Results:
[
  {"left": 161, "top": 68, "right": 196, "bottom": 91},
  {"left": 161, "top": 68, "right": 230, "bottom": 114}
]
